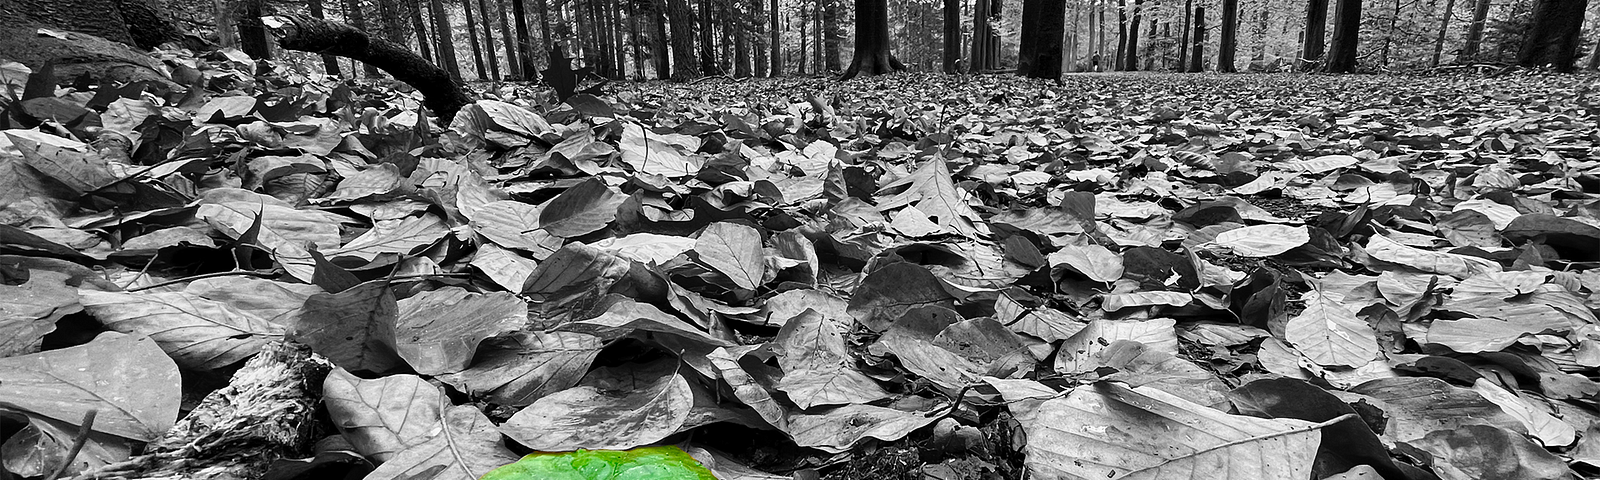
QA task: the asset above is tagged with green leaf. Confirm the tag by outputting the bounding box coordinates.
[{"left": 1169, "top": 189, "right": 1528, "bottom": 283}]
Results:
[{"left": 480, "top": 446, "right": 716, "bottom": 480}]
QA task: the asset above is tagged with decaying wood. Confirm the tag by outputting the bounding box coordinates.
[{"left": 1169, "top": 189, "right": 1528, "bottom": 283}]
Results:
[
  {"left": 262, "top": 14, "right": 472, "bottom": 122},
  {"left": 70, "top": 342, "right": 330, "bottom": 480}
]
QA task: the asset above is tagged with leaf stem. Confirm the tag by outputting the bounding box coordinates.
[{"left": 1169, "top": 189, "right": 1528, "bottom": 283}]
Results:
[{"left": 43, "top": 409, "right": 97, "bottom": 480}]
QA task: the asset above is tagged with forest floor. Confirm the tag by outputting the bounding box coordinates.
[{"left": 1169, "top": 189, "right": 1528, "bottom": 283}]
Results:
[{"left": 3, "top": 60, "right": 1600, "bottom": 480}]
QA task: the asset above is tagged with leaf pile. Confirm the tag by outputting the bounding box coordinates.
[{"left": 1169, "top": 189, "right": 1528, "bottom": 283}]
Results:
[{"left": 2, "top": 49, "right": 1600, "bottom": 480}]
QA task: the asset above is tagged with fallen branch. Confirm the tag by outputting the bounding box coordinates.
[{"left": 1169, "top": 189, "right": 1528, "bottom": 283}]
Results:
[
  {"left": 261, "top": 15, "right": 471, "bottom": 121},
  {"left": 70, "top": 342, "right": 330, "bottom": 480}
]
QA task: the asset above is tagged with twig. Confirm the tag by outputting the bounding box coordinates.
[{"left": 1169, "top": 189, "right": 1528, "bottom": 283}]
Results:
[
  {"left": 43, "top": 409, "right": 97, "bottom": 480},
  {"left": 125, "top": 269, "right": 278, "bottom": 292}
]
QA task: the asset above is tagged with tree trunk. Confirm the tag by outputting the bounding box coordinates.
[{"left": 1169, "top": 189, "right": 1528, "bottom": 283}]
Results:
[
  {"left": 427, "top": 0, "right": 460, "bottom": 80},
  {"left": 1115, "top": 0, "right": 1128, "bottom": 70},
  {"left": 215, "top": 0, "right": 239, "bottom": 48},
  {"left": 629, "top": 0, "right": 645, "bottom": 78},
  {"left": 650, "top": 0, "right": 671, "bottom": 78},
  {"left": 840, "top": 0, "right": 903, "bottom": 79},
  {"left": 943, "top": 0, "right": 960, "bottom": 72},
  {"left": 1018, "top": 0, "right": 1066, "bottom": 78},
  {"left": 1460, "top": 0, "right": 1491, "bottom": 61},
  {"left": 1126, "top": 0, "right": 1144, "bottom": 70},
  {"left": 735, "top": 3, "right": 751, "bottom": 77},
  {"left": 537, "top": 0, "right": 551, "bottom": 53},
  {"left": 497, "top": 0, "right": 521, "bottom": 78},
  {"left": 408, "top": 0, "right": 434, "bottom": 63},
  {"left": 754, "top": 0, "right": 768, "bottom": 76},
  {"left": 822, "top": 0, "right": 843, "bottom": 72},
  {"left": 307, "top": 0, "right": 342, "bottom": 74},
  {"left": 347, "top": 0, "right": 383, "bottom": 76},
  {"left": 272, "top": 14, "right": 470, "bottom": 119},
  {"left": 1588, "top": 31, "right": 1600, "bottom": 69},
  {"left": 463, "top": 0, "right": 488, "bottom": 79},
  {"left": 239, "top": 0, "right": 272, "bottom": 58},
  {"left": 1429, "top": 0, "right": 1456, "bottom": 66},
  {"left": 664, "top": 0, "right": 700, "bottom": 78},
  {"left": 1218, "top": 0, "right": 1237, "bottom": 71},
  {"left": 972, "top": 0, "right": 993, "bottom": 71},
  {"left": 769, "top": 0, "right": 781, "bottom": 75},
  {"left": 698, "top": 0, "right": 720, "bottom": 74},
  {"left": 1177, "top": 0, "right": 1190, "bottom": 70},
  {"left": 510, "top": 0, "right": 537, "bottom": 78},
  {"left": 480, "top": 0, "right": 501, "bottom": 79},
  {"left": 1322, "top": 0, "right": 1360, "bottom": 72},
  {"left": 1143, "top": 9, "right": 1156, "bottom": 69},
  {"left": 1517, "top": 0, "right": 1587, "bottom": 71},
  {"left": 797, "top": 1, "right": 808, "bottom": 74},
  {"left": 1188, "top": 4, "right": 1205, "bottom": 71},
  {"left": 1301, "top": 0, "right": 1327, "bottom": 68}
]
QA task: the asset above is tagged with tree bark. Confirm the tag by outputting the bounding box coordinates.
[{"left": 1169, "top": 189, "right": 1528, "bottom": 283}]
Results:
[
  {"left": 769, "top": 0, "right": 781, "bottom": 76},
  {"left": 1322, "top": 0, "right": 1361, "bottom": 72},
  {"left": 239, "top": 0, "right": 272, "bottom": 59},
  {"left": 464, "top": 0, "right": 488, "bottom": 79},
  {"left": 408, "top": 0, "right": 434, "bottom": 63},
  {"left": 650, "top": 0, "right": 672, "bottom": 78},
  {"left": 1517, "top": 0, "right": 1588, "bottom": 71},
  {"left": 64, "top": 342, "right": 328, "bottom": 480},
  {"left": 346, "top": 0, "right": 383, "bottom": 76},
  {"left": 269, "top": 14, "right": 472, "bottom": 120},
  {"left": 510, "top": 0, "right": 537, "bottom": 78},
  {"left": 497, "top": 0, "right": 521, "bottom": 78},
  {"left": 1018, "top": 0, "right": 1066, "bottom": 78},
  {"left": 480, "top": 0, "right": 501, "bottom": 79},
  {"left": 308, "top": 0, "right": 342, "bottom": 74},
  {"left": 840, "top": 0, "right": 903, "bottom": 79},
  {"left": 1301, "top": 0, "right": 1327, "bottom": 69},
  {"left": 753, "top": 0, "right": 768, "bottom": 76},
  {"left": 664, "top": 0, "right": 700, "bottom": 78},
  {"left": 822, "top": 0, "right": 843, "bottom": 72},
  {"left": 1460, "top": 0, "right": 1491, "bottom": 61},
  {"left": 972, "top": 0, "right": 992, "bottom": 71},
  {"left": 1429, "top": 0, "right": 1456, "bottom": 67},
  {"left": 1188, "top": 4, "right": 1205, "bottom": 71},
  {"left": 1218, "top": 0, "right": 1238, "bottom": 71},
  {"left": 215, "top": 0, "right": 239, "bottom": 48},
  {"left": 427, "top": 0, "right": 460, "bottom": 80},
  {"left": 1126, "top": 0, "right": 1145, "bottom": 70},
  {"left": 735, "top": 2, "right": 751, "bottom": 77},
  {"left": 943, "top": 0, "right": 960, "bottom": 72},
  {"left": 1179, "top": 0, "right": 1191, "bottom": 70},
  {"left": 1115, "top": 0, "right": 1128, "bottom": 70}
]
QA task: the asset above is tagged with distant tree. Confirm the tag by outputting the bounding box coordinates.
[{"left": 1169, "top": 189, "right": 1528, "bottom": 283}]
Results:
[
  {"left": 407, "top": 0, "right": 434, "bottom": 63},
  {"left": 1322, "top": 0, "right": 1360, "bottom": 72},
  {"left": 971, "top": 0, "right": 1000, "bottom": 71},
  {"left": 1460, "top": 0, "right": 1491, "bottom": 61},
  {"left": 347, "top": 0, "right": 384, "bottom": 76},
  {"left": 1114, "top": 0, "right": 1127, "bottom": 69},
  {"left": 495, "top": 0, "right": 520, "bottom": 78},
  {"left": 1429, "top": 0, "right": 1457, "bottom": 67},
  {"left": 768, "top": 0, "right": 780, "bottom": 76},
  {"left": 663, "top": 0, "right": 699, "bottom": 78},
  {"left": 649, "top": 0, "right": 671, "bottom": 77},
  {"left": 1217, "top": 0, "right": 1237, "bottom": 71},
  {"left": 239, "top": 0, "right": 272, "bottom": 58},
  {"left": 822, "top": 0, "right": 843, "bottom": 72},
  {"left": 1301, "top": 0, "right": 1326, "bottom": 68},
  {"left": 1517, "top": 0, "right": 1587, "bottom": 71},
  {"left": 1178, "top": 0, "right": 1191, "bottom": 70},
  {"left": 462, "top": 0, "right": 486, "bottom": 79},
  {"left": 839, "top": 0, "right": 903, "bottom": 79},
  {"left": 1018, "top": 0, "right": 1066, "bottom": 78},
  {"left": 1188, "top": 4, "right": 1205, "bottom": 71},
  {"left": 427, "top": 0, "right": 461, "bottom": 81},
  {"left": 1125, "top": 0, "right": 1145, "bottom": 70},
  {"left": 943, "top": 0, "right": 960, "bottom": 72}
]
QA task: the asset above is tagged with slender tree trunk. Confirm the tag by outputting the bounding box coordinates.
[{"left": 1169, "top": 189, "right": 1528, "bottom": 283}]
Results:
[
  {"left": 1322, "top": 0, "right": 1361, "bottom": 72},
  {"left": 1115, "top": 0, "right": 1128, "bottom": 70},
  {"left": 1460, "top": 0, "right": 1491, "bottom": 60},
  {"left": 1068, "top": 0, "right": 1081, "bottom": 71},
  {"left": 497, "top": 0, "right": 521, "bottom": 78},
  {"left": 943, "top": 0, "right": 961, "bottom": 72},
  {"left": 464, "top": 0, "right": 488, "bottom": 79},
  {"left": 1179, "top": 0, "right": 1191, "bottom": 70},
  {"left": 215, "top": 0, "right": 239, "bottom": 48},
  {"left": 1429, "top": 0, "right": 1456, "bottom": 66},
  {"left": 972, "top": 0, "right": 992, "bottom": 71},
  {"left": 989, "top": 0, "right": 1004, "bottom": 69},
  {"left": 308, "top": 0, "right": 343, "bottom": 74},
  {"left": 479, "top": 0, "right": 501, "bottom": 79},
  {"left": 1188, "top": 4, "right": 1205, "bottom": 71},
  {"left": 649, "top": 1, "right": 671, "bottom": 78},
  {"left": 629, "top": 0, "right": 645, "bottom": 78},
  {"left": 1097, "top": 0, "right": 1107, "bottom": 69},
  {"left": 537, "top": 0, "right": 552, "bottom": 52},
  {"left": 721, "top": 1, "right": 734, "bottom": 73},
  {"left": 1517, "top": 0, "right": 1588, "bottom": 70},
  {"left": 754, "top": 0, "right": 769, "bottom": 76},
  {"left": 813, "top": 0, "right": 823, "bottom": 71},
  {"left": 1126, "top": 0, "right": 1144, "bottom": 70},
  {"left": 798, "top": 1, "right": 809, "bottom": 74},
  {"left": 769, "top": 0, "right": 781, "bottom": 75},
  {"left": 1302, "top": 0, "right": 1328, "bottom": 68},
  {"left": 735, "top": 3, "right": 752, "bottom": 76},
  {"left": 1018, "top": 0, "right": 1066, "bottom": 78},
  {"left": 665, "top": 0, "right": 700, "bottom": 78},
  {"left": 428, "top": 0, "right": 461, "bottom": 80},
  {"left": 347, "top": 0, "right": 384, "bottom": 76},
  {"left": 239, "top": 0, "right": 272, "bottom": 59},
  {"left": 511, "top": 0, "right": 538, "bottom": 78},
  {"left": 698, "top": 0, "right": 720, "bottom": 74},
  {"left": 1161, "top": 22, "right": 1171, "bottom": 69},
  {"left": 1218, "top": 0, "right": 1238, "bottom": 71},
  {"left": 408, "top": 0, "right": 434, "bottom": 63},
  {"left": 840, "top": 0, "right": 904, "bottom": 78},
  {"left": 823, "top": 0, "right": 843, "bottom": 71},
  {"left": 1143, "top": 8, "right": 1156, "bottom": 69}
]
